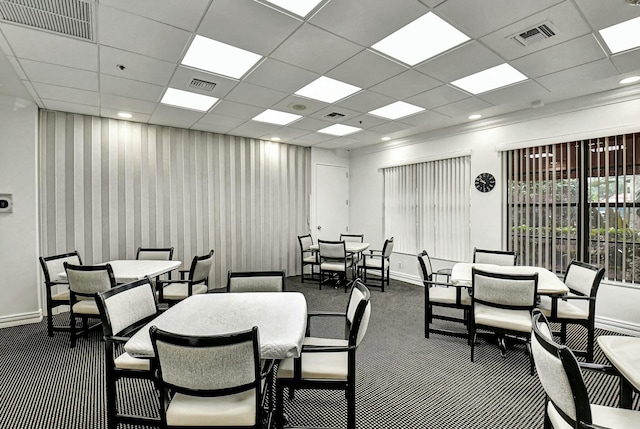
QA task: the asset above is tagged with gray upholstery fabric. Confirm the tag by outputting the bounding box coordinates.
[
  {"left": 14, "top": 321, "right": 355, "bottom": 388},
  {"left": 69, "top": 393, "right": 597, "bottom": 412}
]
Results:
[
  {"left": 319, "top": 242, "right": 346, "bottom": 259},
  {"left": 347, "top": 286, "right": 366, "bottom": 324},
  {"left": 191, "top": 256, "right": 213, "bottom": 283},
  {"left": 67, "top": 268, "right": 113, "bottom": 297},
  {"left": 383, "top": 240, "right": 394, "bottom": 258},
  {"left": 417, "top": 253, "right": 433, "bottom": 279},
  {"left": 44, "top": 255, "right": 81, "bottom": 281},
  {"left": 565, "top": 264, "right": 597, "bottom": 296},
  {"left": 104, "top": 282, "right": 157, "bottom": 335},
  {"left": 229, "top": 276, "right": 283, "bottom": 293},
  {"left": 299, "top": 235, "right": 313, "bottom": 251},
  {"left": 474, "top": 251, "right": 516, "bottom": 266},
  {"left": 356, "top": 302, "right": 371, "bottom": 346},
  {"left": 473, "top": 274, "right": 536, "bottom": 307},
  {"left": 137, "top": 250, "right": 172, "bottom": 261}
]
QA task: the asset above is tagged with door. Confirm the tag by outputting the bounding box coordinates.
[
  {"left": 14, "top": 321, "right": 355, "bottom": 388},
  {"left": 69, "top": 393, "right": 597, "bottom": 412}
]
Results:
[{"left": 316, "top": 164, "right": 349, "bottom": 240}]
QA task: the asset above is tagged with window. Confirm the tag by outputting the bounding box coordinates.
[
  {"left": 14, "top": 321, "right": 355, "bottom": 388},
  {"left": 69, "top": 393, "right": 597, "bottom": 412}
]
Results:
[
  {"left": 506, "top": 133, "right": 640, "bottom": 284},
  {"left": 383, "top": 156, "right": 470, "bottom": 260}
]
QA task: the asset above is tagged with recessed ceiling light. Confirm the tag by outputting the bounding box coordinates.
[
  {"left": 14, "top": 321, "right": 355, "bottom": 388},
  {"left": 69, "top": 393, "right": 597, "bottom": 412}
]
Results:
[
  {"left": 182, "top": 35, "right": 262, "bottom": 79},
  {"left": 468, "top": 114, "right": 482, "bottom": 120},
  {"left": 599, "top": 16, "right": 640, "bottom": 54},
  {"left": 160, "top": 88, "right": 218, "bottom": 111},
  {"left": 451, "top": 63, "right": 527, "bottom": 95},
  {"left": 117, "top": 112, "right": 132, "bottom": 119},
  {"left": 317, "top": 124, "right": 362, "bottom": 136},
  {"left": 271, "top": 137, "right": 281, "bottom": 141},
  {"left": 368, "top": 101, "right": 425, "bottom": 120},
  {"left": 252, "top": 109, "right": 302, "bottom": 125},
  {"left": 294, "top": 76, "right": 361, "bottom": 103},
  {"left": 620, "top": 75, "right": 640, "bottom": 84},
  {"left": 262, "top": 0, "right": 324, "bottom": 17},
  {"left": 381, "top": 136, "right": 391, "bottom": 141},
  {"left": 371, "top": 12, "right": 470, "bottom": 66}
]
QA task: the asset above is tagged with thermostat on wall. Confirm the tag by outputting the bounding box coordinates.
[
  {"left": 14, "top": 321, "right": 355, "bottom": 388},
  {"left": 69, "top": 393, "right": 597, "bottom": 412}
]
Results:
[{"left": 0, "top": 194, "right": 13, "bottom": 213}]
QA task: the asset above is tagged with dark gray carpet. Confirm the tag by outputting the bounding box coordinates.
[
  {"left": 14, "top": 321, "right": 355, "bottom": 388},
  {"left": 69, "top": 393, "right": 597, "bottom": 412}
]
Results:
[{"left": 0, "top": 278, "right": 637, "bottom": 429}]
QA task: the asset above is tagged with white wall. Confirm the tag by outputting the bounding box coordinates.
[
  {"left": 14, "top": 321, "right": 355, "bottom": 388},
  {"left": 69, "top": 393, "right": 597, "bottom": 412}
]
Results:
[
  {"left": 349, "top": 95, "right": 640, "bottom": 334},
  {"left": 0, "top": 103, "right": 40, "bottom": 327}
]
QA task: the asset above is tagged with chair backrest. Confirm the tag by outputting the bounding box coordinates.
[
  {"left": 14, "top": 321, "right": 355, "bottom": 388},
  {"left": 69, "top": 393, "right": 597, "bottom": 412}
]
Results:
[
  {"left": 136, "top": 247, "right": 174, "bottom": 261},
  {"left": 39, "top": 251, "right": 82, "bottom": 285},
  {"left": 345, "top": 280, "right": 372, "bottom": 347},
  {"left": 382, "top": 237, "right": 394, "bottom": 258},
  {"left": 473, "top": 248, "right": 517, "bottom": 266},
  {"left": 227, "top": 270, "right": 285, "bottom": 293},
  {"left": 64, "top": 263, "right": 116, "bottom": 299},
  {"left": 298, "top": 234, "right": 313, "bottom": 252},
  {"left": 417, "top": 250, "right": 433, "bottom": 283},
  {"left": 531, "top": 311, "right": 592, "bottom": 428},
  {"left": 318, "top": 240, "right": 346, "bottom": 260},
  {"left": 564, "top": 260, "right": 605, "bottom": 298},
  {"left": 472, "top": 268, "right": 537, "bottom": 309},
  {"left": 96, "top": 277, "right": 160, "bottom": 338},
  {"left": 186, "top": 250, "right": 214, "bottom": 283},
  {"left": 340, "top": 233, "right": 364, "bottom": 243},
  {"left": 150, "top": 326, "right": 261, "bottom": 402}
]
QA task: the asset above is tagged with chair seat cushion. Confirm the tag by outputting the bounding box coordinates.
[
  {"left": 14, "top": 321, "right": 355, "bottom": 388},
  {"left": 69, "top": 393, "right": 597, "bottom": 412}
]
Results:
[
  {"left": 303, "top": 337, "right": 348, "bottom": 347},
  {"left": 161, "top": 283, "right": 208, "bottom": 300},
  {"left": 114, "top": 352, "right": 151, "bottom": 371},
  {"left": 320, "top": 261, "right": 352, "bottom": 272},
  {"left": 547, "top": 401, "right": 640, "bottom": 429},
  {"left": 474, "top": 303, "right": 532, "bottom": 333},
  {"left": 166, "top": 389, "right": 257, "bottom": 426},
  {"left": 537, "top": 295, "right": 588, "bottom": 320},
  {"left": 72, "top": 300, "right": 100, "bottom": 315},
  {"left": 51, "top": 289, "right": 70, "bottom": 301},
  {"left": 361, "top": 257, "right": 385, "bottom": 269},
  {"left": 278, "top": 349, "right": 348, "bottom": 380},
  {"left": 303, "top": 255, "right": 318, "bottom": 264},
  {"left": 429, "top": 287, "right": 471, "bottom": 306}
]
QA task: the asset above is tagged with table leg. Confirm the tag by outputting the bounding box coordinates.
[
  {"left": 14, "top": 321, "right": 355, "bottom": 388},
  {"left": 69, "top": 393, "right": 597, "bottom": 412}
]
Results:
[{"left": 619, "top": 377, "right": 633, "bottom": 409}]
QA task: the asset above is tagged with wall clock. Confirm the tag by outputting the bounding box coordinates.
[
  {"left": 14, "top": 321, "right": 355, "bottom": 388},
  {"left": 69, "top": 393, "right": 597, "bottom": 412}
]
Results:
[{"left": 474, "top": 172, "right": 495, "bottom": 193}]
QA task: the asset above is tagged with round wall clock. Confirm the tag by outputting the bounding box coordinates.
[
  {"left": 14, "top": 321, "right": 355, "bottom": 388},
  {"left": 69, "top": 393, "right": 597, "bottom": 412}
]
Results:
[{"left": 474, "top": 172, "right": 496, "bottom": 193}]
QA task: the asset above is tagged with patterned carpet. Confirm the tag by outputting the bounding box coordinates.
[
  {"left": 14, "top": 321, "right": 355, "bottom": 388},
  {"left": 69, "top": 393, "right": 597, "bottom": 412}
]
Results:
[{"left": 0, "top": 278, "right": 637, "bottom": 429}]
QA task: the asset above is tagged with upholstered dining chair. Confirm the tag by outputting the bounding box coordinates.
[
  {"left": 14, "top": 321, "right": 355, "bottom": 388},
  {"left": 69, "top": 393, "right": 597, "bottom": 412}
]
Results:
[
  {"left": 470, "top": 267, "right": 538, "bottom": 374},
  {"left": 95, "top": 277, "right": 162, "bottom": 429},
  {"left": 340, "top": 233, "right": 365, "bottom": 267},
  {"left": 157, "top": 250, "right": 213, "bottom": 305},
  {"left": 150, "top": 326, "right": 266, "bottom": 429},
  {"left": 64, "top": 262, "right": 117, "bottom": 348},
  {"left": 473, "top": 248, "right": 517, "bottom": 265},
  {"left": 531, "top": 310, "right": 640, "bottom": 429},
  {"left": 276, "top": 280, "right": 371, "bottom": 429},
  {"left": 359, "top": 237, "right": 394, "bottom": 292},
  {"left": 39, "top": 250, "right": 82, "bottom": 337},
  {"left": 136, "top": 246, "right": 175, "bottom": 283},
  {"left": 318, "top": 239, "right": 353, "bottom": 292},
  {"left": 227, "top": 270, "right": 285, "bottom": 292},
  {"left": 537, "top": 260, "right": 605, "bottom": 363},
  {"left": 297, "top": 234, "right": 319, "bottom": 283},
  {"left": 418, "top": 250, "right": 470, "bottom": 339}
]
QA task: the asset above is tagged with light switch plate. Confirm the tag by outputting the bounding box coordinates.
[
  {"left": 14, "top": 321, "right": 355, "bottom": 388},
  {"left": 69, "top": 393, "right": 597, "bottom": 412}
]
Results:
[{"left": 0, "top": 194, "right": 13, "bottom": 213}]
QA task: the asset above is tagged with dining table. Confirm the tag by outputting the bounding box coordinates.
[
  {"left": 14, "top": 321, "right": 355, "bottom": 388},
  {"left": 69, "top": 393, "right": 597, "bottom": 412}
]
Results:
[
  {"left": 309, "top": 241, "right": 370, "bottom": 254},
  {"left": 58, "top": 259, "right": 182, "bottom": 284},
  {"left": 597, "top": 335, "right": 640, "bottom": 409}
]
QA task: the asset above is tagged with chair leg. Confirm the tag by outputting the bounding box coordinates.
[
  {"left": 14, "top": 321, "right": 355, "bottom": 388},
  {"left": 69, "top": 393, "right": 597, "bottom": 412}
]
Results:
[
  {"left": 560, "top": 323, "right": 567, "bottom": 344},
  {"left": 586, "top": 326, "right": 595, "bottom": 363},
  {"left": 526, "top": 341, "right": 534, "bottom": 376},
  {"left": 347, "top": 384, "right": 356, "bottom": 429},
  {"left": 470, "top": 331, "right": 476, "bottom": 362},
  {"left": 47, "top": 311, "right": 54, "bottom": 337},
  {"left": 301, "top": 262, "right": 305, "bottom": 283}
]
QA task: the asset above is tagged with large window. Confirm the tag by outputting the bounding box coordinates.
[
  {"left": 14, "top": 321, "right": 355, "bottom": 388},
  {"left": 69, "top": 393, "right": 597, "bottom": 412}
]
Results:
[
  {"left": 506, "top": 133, "right": 640, "bottom": 284},
  {"left": 383, "top": 156, "right": 470, "bottom": 260}
]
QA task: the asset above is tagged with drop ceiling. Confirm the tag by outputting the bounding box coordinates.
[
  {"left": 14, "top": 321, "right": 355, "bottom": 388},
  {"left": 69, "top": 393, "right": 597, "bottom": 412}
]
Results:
[{"left": 1, "top": 0, "right": 640, "bottom": 150}]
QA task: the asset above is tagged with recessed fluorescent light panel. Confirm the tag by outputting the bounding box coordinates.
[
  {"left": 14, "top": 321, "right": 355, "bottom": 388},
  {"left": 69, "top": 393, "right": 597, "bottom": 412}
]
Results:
[
  {"left": 451, "top": 63, "right": 527, "bottom": 94},
  {"left": 318, "top": 124, "right": 362, "bottom": 136},
  {"left": 368, "top": 101, "right": 424, "bottom": 120},
  {"left": 294, "top": 76, "right": 361, "bottom": 103},
  {"left": 182, "top": 35, "right": 262, "bottom": 79},
  {"left": 371, "top": 12, "right": 470, "bottom": 66},
  {"left": 161, "top": 88, "right": 218, "bottom": 111},
  {"left": 252, "top": 109, "right": 302, "bottom": 125},
  {"left": 262, "top": 0, "right": 324, "bottom": 17},
  {"left": 599, "top": 16, "right": 640, "bottom": 54}
]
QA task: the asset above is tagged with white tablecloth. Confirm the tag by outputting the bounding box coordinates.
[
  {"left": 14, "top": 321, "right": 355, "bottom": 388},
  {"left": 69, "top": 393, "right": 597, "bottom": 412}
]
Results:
[
  {"left": 450, "top": 263, "right": 568, "bottom": 295},
  {"left": 58, "top": 259, "right": 182, "bottom": 283},
  {"left": 125, "top": 292, "right": 308, "bottom": 360}
]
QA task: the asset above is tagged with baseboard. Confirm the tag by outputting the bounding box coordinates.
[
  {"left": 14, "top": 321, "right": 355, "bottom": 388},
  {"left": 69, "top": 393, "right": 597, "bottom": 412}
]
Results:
[
  {"left": 390, "top": 271, "right": 422, "bottom": 286},
  {"left": 0, "top": 310, "right": 43, "bottom": 329},
  {"left": 596, "top": 316, "right": 640, "bottom": 336}
]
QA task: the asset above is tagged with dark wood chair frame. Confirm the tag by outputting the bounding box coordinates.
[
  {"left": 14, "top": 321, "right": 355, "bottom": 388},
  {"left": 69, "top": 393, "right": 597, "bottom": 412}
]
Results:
[
  {"left": 39, "top": 250, "right": 83, "bottom": 337},
  {"left": 318, "top": 239, "right": 352, "bottom": 292},
  {"left": 276, "top": 280, "right": 371, "bottom": 429},
  {"left": 472, "top": 247, "right": 518, "bottom": 265},
  {"left": 297, "top": 234, "right": 319, "bottom": 283},
  {"left": 95, "top": 278, "right": 162, "bottom": 429},
  {"left": 470, "top": 268, "right": 538, "bottom": 375},
  {"left": 359, "top": 237, "right": 393, "bottom": 292},
  {"left": 157, "top": 250, "right": 214, "bottom": 305},
  {"left": 226, "top": 270, "right": 286, "bottom": 293}
]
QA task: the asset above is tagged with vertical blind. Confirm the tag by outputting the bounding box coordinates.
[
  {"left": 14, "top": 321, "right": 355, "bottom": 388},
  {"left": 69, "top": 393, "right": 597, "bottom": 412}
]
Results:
[
  {"left": 39, "top": 110, "right": 311, "bottom": 287},
  {"left": 383, "top": 156, "right": 471, "bottom": 260}
]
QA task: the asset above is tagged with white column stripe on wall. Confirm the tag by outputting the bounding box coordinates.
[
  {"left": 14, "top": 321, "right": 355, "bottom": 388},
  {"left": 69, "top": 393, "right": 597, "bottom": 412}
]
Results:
[{"left": 39, "top": 110, "right": 311, "bottom": 288}]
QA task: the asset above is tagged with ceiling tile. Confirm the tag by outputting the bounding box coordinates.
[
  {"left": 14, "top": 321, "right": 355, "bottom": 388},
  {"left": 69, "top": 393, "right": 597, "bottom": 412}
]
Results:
[
  {"left": 536, "top": 59, "right": 620, "bottom": 93},
  {"left": 244, "top": 58, "right": 318, "bottom": 93},
  {"left": 224, "top": 82, "right": 288, "bottom": 108},
  {"left": 149, "top": 104, "right": 203, "bottom": 129},
  {"left": 270, "top": 23, "right": 362, "bottom": 74},
  {"left": 100, "top": 93, "right": 158, "bottom": 114},
  {"left": 100, "top": 0, "right": 211, "bottom": 31},
  {"left": 259, "top": 127, "right": 310, "bottom": 141},
  {"left": 395, "top": 109, "right": 450, "bottom": 127},
  {"left": 288, "top": 117, "right": 334, "bottom": 132},
  {"left": 19, "top": 59, "right": 98, "bottom": 91},
  {"left": 98, "top": 6, "right": 191, "bottom": 62},
  {"left": 327, "top": 49, "right": 407, "bottom": 89},
  {"left": 477, "top": 80, "right": 549, "bottom": 106},
  {"left": 100, "top": 108, "right": 151, "bottom": 123},
  {"left": 210, "top": 100, "right": 264, "bottom": 119},
  {"left": 335, "top": 90, "right": 395, "bottom": 113},
  {"left": 41, "top": 99, "right": 100, "bottom": 116},
  {"left": 310, "top": 0, "right": 428, "bottom": 46},
  {"left": 196, "top": 111, "right": 247, "bottom": 128},
  {"left": 573, "top": 0, "right": 640, "bottom": 30},
  {"left": 611, "top": 49, "right": 640, "bottom": 74},
  {"left": 369, "top": 70, "right": 441, "bottom": 99},
  {"left": 432, "top": 97, "right": 493, "bottom": 118},
  {"left": 99, "top": 46, "right": 176, "bottom": 86},
  {"left": 406, "top": 84, "right": 469, "bottom": 109},
  {"left": 100, "top": 74, "right": 164, "bottom": 102},
  {"left": 198, "top": 0, "right": 302, "bottom": 56},
  {"left": 33, "top": 83, "right": 99, "bottom": 106},
  {"left": 169, "top": 66, "right": 239, "bottom": 98},
  {"left": 368, "top": 120, "right": 414, "bottom": 134},
  {"left": 310, "top": 105, "right": 362, "bottom": 122},
  {"left": 191, "top": 122, "right": 237, "bottom": 135},
  {"left": 270, "top": 94, "right": 328, "bottom": 116},
  {"left": 511, "top": 34, "right": 607, "bottom": 78},
  {"left": 6, "top": 55, "right": 27, "bottom": 80},
  {"left": 343, "top": 113, "right": 389, "bottom": 130},
  {"left": 229, "top": 120, "right": 281, "bottom": 138},
  {"left": 416, "top": 41, "right": 503, "bottom": 82}
]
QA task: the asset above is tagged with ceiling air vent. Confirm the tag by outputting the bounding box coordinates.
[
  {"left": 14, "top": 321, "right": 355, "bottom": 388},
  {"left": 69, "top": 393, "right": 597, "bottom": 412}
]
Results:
[
  {"left": 511, "top": 20, "right": 558, "bottom": 47},
  {"left": 189, "top": 78, "right": 217, "bottom": 92},
  {"left": 0, "top": 0, "right": 94, "bottom": 42},
  {"left": 325, "top": 112, "right": 345, "bottom": 118}
]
